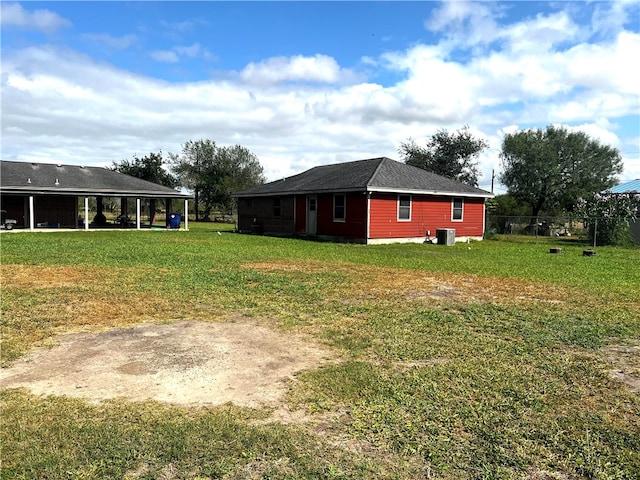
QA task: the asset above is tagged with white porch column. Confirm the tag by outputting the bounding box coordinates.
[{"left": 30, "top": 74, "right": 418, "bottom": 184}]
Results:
[
  {"left": 184, "top": 200, "right": 189, "bottom": 231},
  {"left": 366, "top": 192, "right": 371, "bottom": 244},
  {"left": 136, "top": 198, "right": 141, "bottom": 229},
  {"left": 84, "top": 197, "right": 89, "bottom": 230},
  {"left": 29, "top": 196, "right": 35, "bottom": 230}
]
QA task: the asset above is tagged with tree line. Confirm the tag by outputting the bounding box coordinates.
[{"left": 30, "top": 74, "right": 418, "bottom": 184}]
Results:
[
  {"left": 112, "top": 140, "right": 265, "bottom": 221},
  {"left": 400, "top": 125, "right": 637, "bottom": 245},
  {"left": 113, "top": 126, "right": 629, "bottom": 239},
  {"left": 399, "top": 124, "right": 623, "bottom": 219}
]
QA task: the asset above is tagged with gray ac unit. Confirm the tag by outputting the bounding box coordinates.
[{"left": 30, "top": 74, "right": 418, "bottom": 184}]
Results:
[{"left": 436, "top": 228, "right": 456, "bottom": 246}]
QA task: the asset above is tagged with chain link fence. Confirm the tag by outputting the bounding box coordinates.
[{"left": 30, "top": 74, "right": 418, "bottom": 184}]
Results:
[
  {"left": 487, "top": 215, "right": 585, "bottom": 237},
  {"left": 486, "top": 215, "right": 640, "bottom": 246}
]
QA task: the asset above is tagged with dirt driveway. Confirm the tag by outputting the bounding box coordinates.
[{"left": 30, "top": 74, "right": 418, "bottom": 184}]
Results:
[{"left": 0, "top": 319, "right": 337, "bottom": 411}]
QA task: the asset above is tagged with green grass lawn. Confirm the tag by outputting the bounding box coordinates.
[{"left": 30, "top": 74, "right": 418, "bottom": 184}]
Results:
[{"left": 1, "top": 224, "right": 639, "bottom": 479}]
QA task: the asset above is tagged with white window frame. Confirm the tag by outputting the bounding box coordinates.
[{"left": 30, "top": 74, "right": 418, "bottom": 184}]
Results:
[
  {"left": 398, "top": 194, "right": 412, "bottom": 221},
  {"left": 333, "top": 194, "right": 346, "bottom": 222},
  {"left": 452, "top": 197, "right": 464, "bottom": 221}
]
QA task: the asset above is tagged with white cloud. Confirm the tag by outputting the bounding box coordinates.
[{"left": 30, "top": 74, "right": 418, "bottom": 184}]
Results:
[
  {"left": 0, "top": 2, "right": 71, "bottom": 33},
  {"left": 591, "top": 0, "right": 639, "bottom": 36},
  {"left": 84, "top": 33, "right": 138, "bottom": 50},
  {"left": 563, "top": 31, "right": 640, "bottom": 95},
  {"left": 425, "top": 1, "right": 502, "bottom": 47},
  {"left": 150, "top": 50, "right": 179, "bottom": 63},
  {"left": 502, "top": 11, "right": 584, "bottom": 54},
  {"left": 174, "top": 43, "right": 202, "bottom": 58},
  {"left": 2, "top": 2, "right": 639, "bottom": 187},
  {"left": 150, "top": 43, "right": 214, "bottom": 63},
  {"left": 563, "top": 121, "right": 621, "bottom": 148},
  {"left": 240, "top": 54, "right": 347, "bottom": 85},
  {"left": 160, "top": 19, "right": 199, "bottom": 34}
]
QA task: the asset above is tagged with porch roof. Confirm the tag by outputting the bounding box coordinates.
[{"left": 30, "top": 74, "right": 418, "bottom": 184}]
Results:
[{"left": 1, "top": 160, "right": 191, "bottom": 199}]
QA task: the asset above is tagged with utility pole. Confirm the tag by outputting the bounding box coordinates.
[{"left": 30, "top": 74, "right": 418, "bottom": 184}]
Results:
[{"left": 491, "top": 169, "right": 495, "bottom": 194}]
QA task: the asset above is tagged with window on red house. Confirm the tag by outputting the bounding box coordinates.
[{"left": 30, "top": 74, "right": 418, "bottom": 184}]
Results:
[
  {"left": 333, "top": 194, "right": 345, "bottom": 222},
  {"left": 452, "top": 197, "right": 463, "bottom": 221},
  {"left": 398, "top": 194, "right": 411, "bottom": 221}
]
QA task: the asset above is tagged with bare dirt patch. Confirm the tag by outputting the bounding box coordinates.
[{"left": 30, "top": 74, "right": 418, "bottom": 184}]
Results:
[
  {"left": 0, "top": 319, "right": 338, "bottom": 410},
  {"left": 601, "top": 343, "right": 640, "bottom": 393}
]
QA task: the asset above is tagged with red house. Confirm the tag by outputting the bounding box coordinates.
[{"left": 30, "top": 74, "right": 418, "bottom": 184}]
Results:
[{"left": 233, "top": 157, "right": 494, "bottom": 244}]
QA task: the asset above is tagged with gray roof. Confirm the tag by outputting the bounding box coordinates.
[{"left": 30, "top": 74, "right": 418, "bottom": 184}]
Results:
[
  {"left": 1, "top": 160, "right": 191, "bottom": 198},
  {"left": 235, "top": 157, "right": 492, "bottom": 198},
  {"left": 609, "top": 179, "right": 640, "bottom": 194}
]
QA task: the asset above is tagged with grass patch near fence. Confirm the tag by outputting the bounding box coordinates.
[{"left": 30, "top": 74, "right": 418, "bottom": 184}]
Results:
[{"left": 1, "top": 224, "right": 639, "bottom": 479}]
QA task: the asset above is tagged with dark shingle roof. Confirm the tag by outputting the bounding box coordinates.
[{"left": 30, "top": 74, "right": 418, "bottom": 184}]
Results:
[
  {"left": 235, "top": 157, "right": 492, "bottom": 198},
  {"left": 1, "top": 160, "right": 190, "bottom": 198}
]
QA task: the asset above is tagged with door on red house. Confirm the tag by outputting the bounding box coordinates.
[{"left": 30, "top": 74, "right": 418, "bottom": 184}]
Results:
[{"left": 307, "top": 195, "right": 317, "bottom": 235}]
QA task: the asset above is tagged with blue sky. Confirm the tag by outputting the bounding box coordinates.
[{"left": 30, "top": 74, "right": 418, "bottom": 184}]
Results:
[{"left": 2, "top": 1, "right": 639, "bottom": 192}]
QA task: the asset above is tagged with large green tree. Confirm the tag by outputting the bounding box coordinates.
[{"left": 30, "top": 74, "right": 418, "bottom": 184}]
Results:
[
  {"left": 111, "top": 152, "right": 177, "bottom": 188},
  {"left": 111, "top": 152, "right": 178, "bottom": 224},
  {"left": 170, "top": 140, "right": 265, "bottom": 221},
  {"left": 499, "top": 126, "right": 622, "bottom": 217},
  {"left": 398, "top": 126, "right": 488, "bottom": 186}
]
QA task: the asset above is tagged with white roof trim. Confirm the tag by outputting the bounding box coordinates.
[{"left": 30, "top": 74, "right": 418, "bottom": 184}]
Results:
[
  {"left": 366, "top": 186, "right": 494, "bottom": 198},
  {"left": 234, "top": 187, "right": 493, "bottom": 199},
  {"left": 1, "top": 186, "right": 191, "bottom": 198}
]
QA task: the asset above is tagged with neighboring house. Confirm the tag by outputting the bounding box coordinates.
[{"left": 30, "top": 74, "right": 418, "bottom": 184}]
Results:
[
  {"left": 233, "top": 157, "right": 494, "bottom": 244},
  {"left": 609, "top": 179, "right": 640, "bottom": 242},
  {"left": 0, "top": 160, "right": 191, "bottom": 230},
  {"left": 609, "top": 179, "right": 640, "bottom": 194}
]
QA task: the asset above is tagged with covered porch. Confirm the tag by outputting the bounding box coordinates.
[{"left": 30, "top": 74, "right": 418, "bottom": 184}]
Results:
[
  {"left": 1, "top": 160, "right": 192, "bottom": 231},
  {"left": 1, "top": 194, "right": 189, "bottom": 231}
]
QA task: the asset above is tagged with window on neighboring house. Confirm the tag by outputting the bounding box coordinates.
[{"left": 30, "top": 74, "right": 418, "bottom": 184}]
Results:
[
  {"left": 452, "top": 197, "right": 463, "bottom": 221},
  {"left": 273, "top": 198, "right": 281, "bottom": 217},
  {"left": 333, "top": 194, "right": 346, "bottom": 222},
  {"left": 398, "top": 194, "right": 411, "bottom": 221}
]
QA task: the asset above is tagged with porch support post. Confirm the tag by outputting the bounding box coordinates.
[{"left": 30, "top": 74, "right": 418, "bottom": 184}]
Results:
[
  {"left": 136, "top": 198, "right": 141, "bottom": 229},
  {"left": 366, "top": 191, "right": 371, "bottom": 244},
  {"left": 84, "top": 197, "right": 89, "bottom": 230},
  {"left": 482, "top": 198, "right": 487, "bottom": 236},
  {"left": 184, "top": 200, "right": 189, "bottom": 231},
  {"left": 29, "top": 195, "right": 35, "bottom": 230},
  {"left": 166, "top": 199, "right": 172, "bottom": 228},
  {"left": 120, "top": 197, "right": 127, "bottom": 219}
]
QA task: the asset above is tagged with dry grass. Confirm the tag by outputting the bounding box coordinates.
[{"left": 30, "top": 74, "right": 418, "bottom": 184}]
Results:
[
  {"left": 244, "top": 260, "right": 574, "bottom": 304},
  {"left": 2, "top": 264, "right": 178, "bottom": 328},
  {"left": 1, "top": 264, "right": 183, "bottom": 364}
]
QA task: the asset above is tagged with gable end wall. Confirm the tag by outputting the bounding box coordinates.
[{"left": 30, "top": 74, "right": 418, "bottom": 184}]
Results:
[{"left": 369, "top": 193, "right": 485, "bottom": 240}]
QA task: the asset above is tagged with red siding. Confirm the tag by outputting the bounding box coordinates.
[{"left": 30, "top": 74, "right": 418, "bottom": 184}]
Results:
[
  {"left": 369, "top": 193, "right": 485, "bottom": 239},
  {"left": 294, "top": 195, "right": 306, "bottom": 233},
  {"left": 238, "top": 192, "right": 485, "bottom": 242},
  {"left": 317, "top": 193, "right": 367, "bottom": 239}
]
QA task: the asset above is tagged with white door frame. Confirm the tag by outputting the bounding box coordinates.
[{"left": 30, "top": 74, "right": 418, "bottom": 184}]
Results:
[{"left": 306, "top": 195, "right": 317, "bottom": 235}]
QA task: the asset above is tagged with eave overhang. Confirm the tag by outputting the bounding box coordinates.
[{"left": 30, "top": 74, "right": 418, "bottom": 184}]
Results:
[
  {"left": 367, "top": 186, "right": 494, "bottom": 199},
  {"left": 1, "top": 186, "right": 192, "bottom": 199},
  {"left": 234, "top": 186, "right": 494, "bottom": 199}
]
